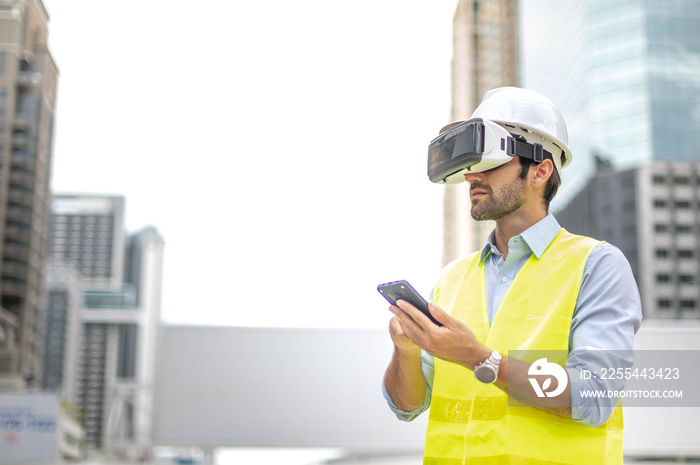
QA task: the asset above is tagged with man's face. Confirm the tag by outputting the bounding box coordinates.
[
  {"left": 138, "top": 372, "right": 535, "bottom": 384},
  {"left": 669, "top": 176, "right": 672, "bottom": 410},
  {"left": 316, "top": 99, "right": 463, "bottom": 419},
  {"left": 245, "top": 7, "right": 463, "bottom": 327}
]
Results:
[{"left": 465, "top": 157, "right": 528, "bottom": 221}]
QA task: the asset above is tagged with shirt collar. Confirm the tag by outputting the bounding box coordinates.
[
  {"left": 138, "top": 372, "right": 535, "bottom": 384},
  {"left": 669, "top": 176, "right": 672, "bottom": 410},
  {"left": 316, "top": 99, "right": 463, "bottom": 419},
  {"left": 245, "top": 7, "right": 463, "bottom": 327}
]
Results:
[{"left": 479, "top": 214, "right": 561, "bottom": 263}]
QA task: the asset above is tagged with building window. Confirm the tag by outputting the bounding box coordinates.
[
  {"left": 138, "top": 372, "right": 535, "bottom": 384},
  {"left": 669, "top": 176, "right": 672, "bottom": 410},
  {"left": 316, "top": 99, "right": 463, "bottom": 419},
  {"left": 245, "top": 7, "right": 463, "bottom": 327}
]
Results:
[
  {"left": 656, "top": 274, "right": 671, "bottom": 283},
  {"left": 653, "top": 199, "right": 667, "bottom": 208},
  {"left": 657, "top": 299, "right": 671, "bottom": 308},
  {"left": 676, "top": 225, "right": 692, "bottom": 234},
  {"left": 674, "top": 200, "right": 691, "bottom": 209},
  {"left": 679, "top": 274, "right": 695, "bottom": 284},
  {"left": 673, "top": 176, "right": 690, "bottom": 186},
  {"left": 678, "top": 249, "right": 694, "bottom": 259},
  {"left": 655, "top": 249, "right": 669, "bottom": 258},
  {"left": 680, "top": 300, "right": 696, "bottom": 309},
  {"left": 654, "top": 223, "right": 669, "bottom": 233}
]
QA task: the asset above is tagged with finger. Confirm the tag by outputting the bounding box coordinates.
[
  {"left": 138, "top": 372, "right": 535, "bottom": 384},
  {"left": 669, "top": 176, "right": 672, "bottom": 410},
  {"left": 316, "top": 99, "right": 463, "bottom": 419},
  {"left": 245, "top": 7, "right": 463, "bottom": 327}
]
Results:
[
  {"left": 392, "top": 302, "right": 429, "bottom": 346},
  {"left": 390, "top": 303, "right": 417, "bottom": 328},
  {"left": 388, "top": 315, "right": 404, "bottom": 335},
  {"left": 397, "top": 299, "right": 437, "bottom": 330},
  {"left": 427, "top": 302, "right": 454, "bottom": 327}
]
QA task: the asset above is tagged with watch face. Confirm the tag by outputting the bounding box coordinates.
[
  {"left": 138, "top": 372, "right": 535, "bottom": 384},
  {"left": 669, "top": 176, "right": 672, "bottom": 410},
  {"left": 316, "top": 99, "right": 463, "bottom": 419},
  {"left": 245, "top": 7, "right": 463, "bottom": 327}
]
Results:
[{"left": 475, "top": 365, "right": 497, "bottom": 384}]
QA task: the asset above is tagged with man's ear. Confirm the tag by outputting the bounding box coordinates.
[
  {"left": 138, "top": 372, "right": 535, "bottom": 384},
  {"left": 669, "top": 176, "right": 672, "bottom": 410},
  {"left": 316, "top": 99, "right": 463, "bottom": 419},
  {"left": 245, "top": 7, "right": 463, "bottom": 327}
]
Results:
[{"left": 530, "top": 159, "right": 554, "bottom": 189}]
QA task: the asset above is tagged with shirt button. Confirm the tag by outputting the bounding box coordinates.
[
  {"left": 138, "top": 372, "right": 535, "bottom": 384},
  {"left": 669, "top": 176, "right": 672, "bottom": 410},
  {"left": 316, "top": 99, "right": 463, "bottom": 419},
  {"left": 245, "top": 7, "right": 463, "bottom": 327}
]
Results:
[{"left": 501, "top": 277, "right": 508, "bottom": 283}]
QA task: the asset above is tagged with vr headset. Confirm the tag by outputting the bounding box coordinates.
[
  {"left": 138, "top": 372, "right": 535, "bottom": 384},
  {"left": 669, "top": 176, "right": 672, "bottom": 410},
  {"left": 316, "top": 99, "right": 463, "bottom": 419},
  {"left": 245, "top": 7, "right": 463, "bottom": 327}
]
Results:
[{"left": 427, "top": 118, "right": 554, "bottom": 184}]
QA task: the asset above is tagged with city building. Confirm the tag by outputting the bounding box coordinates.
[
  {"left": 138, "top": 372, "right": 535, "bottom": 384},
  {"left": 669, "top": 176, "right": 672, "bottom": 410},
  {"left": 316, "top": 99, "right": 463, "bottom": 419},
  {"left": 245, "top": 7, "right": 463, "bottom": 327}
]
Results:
[
  {"left": 43, "top": 194, "right": 164, "bottom": 460},
  {"left": 518, "top": 0, "right": 700, "bottom": 202},
  {"left": 0, "top": 0, "right": 58, "bottom": 390},
  {"left": 518, "top": 0, "right": 700, "bottom": 319},
  {"left": 518, "top": 0, "right": 592, "bottom": 209},
  {"left": 442, "top": 0, "right": 518, "bottom": 266},
  {"left": 42, "top": 260, "right": 81, "bottom": 393},
  {"left": 587, "top": 0, "right": 700, "bottom": 170},
  {"left": 558, "top": 160, "right": 700, "bottom": 320}
]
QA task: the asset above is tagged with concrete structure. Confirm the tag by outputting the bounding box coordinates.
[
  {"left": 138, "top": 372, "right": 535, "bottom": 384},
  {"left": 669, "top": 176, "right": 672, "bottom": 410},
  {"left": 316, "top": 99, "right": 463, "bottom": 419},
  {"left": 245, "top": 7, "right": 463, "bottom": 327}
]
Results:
[
  {"left": 441, "top": 0, "right": 518, "bottom": 266},
  {"left": 43, "top": 194, "right": 164, "bottom": 460},
  {"left": 0, "top": 0, "right": 58, "bottom": 390},
  {"left": 558, "top": 160, "right": 700, "bottom": 320}
]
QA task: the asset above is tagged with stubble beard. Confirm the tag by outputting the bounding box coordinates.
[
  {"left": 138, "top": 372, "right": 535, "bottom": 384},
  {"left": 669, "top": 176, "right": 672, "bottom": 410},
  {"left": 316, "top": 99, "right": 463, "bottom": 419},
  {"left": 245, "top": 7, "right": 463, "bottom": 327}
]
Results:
[{"left": 470, "top": 178, "right": 528, "bottom": 221}]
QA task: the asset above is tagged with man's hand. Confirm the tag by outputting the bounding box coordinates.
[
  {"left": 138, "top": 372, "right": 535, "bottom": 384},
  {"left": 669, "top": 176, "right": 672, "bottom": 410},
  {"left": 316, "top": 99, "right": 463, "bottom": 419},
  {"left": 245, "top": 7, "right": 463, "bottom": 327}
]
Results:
[
  {"left": 384, "top": 306, "right": 427, "bottom": 412},
  {"left": 388, "top": 313, "right": 421, "bottom": 354},
  {"left": 390, "top": 300, "right": 573, "bottom": 419},
  {"left": 389, "top": 300, "right": 491, "bottom": 370}
]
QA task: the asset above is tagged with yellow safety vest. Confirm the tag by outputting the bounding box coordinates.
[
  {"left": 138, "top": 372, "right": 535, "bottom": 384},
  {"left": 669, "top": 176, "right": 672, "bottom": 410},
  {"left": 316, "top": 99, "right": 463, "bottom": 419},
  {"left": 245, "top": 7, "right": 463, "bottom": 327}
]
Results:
[{"left": 423, "top": 229, "right": 624, "bottom": 465}]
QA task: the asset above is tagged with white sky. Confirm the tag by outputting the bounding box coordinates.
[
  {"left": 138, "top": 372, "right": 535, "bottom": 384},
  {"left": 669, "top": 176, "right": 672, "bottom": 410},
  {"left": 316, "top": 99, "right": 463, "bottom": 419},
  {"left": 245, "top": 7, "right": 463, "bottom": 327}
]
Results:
[{"left": 43, "top": 0, "right": 460, "bottom": 329}]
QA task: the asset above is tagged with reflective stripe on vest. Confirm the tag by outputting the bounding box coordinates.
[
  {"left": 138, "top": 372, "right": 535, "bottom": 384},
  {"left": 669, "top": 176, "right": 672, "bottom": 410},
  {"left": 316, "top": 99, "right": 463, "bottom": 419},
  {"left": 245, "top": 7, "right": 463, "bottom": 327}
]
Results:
[{"left": 423, "top": 229, "right": 624, "bottom": 465}]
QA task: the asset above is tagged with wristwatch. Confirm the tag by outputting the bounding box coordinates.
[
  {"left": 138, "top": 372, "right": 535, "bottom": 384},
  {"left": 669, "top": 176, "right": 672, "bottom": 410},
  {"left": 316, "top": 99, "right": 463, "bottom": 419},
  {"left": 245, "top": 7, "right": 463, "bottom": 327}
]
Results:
[{"left": 474, "top": 351, "right": 502, "bottom": 384}]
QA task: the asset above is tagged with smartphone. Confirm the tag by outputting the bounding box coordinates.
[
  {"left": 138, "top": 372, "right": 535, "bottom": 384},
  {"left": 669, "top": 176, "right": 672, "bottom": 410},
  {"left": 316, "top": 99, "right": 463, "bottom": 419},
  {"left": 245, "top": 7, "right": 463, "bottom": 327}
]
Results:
[{"left": 377, "top": 280, "right": 442, "bottom": 326}]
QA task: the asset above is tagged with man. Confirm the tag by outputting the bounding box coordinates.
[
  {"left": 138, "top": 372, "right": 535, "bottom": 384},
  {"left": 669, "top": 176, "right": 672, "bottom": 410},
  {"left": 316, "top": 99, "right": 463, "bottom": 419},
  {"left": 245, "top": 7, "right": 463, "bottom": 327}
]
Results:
[{"left": 382, "top": 87, "right": 642, "bottom": 464}]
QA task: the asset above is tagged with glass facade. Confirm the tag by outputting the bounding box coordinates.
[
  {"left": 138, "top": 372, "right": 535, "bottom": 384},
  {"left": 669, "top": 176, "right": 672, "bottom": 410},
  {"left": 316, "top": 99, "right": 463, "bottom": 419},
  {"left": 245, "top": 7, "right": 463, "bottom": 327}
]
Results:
[
  {"left": 519, "top": 0, "right": 593, "bottom": 209},
  {"left": 588, "top": 0, "right": 700, "bottom": 169},
  {"left": 82, "top": 286, "right": 137, "bottom": 309},
  {"left": 521, "top": 0, "right": 700, "bottom": 205}
]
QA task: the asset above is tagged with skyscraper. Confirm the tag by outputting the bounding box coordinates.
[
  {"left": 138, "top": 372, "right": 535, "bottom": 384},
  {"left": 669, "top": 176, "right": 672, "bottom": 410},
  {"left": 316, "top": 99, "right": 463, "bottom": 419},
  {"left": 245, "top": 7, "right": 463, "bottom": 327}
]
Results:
[
  {"left": 518, "top": 0, "right": 592, "bottom": 208},
  {"left": 587, "top": 0, "right": 700, "bottom": 169},
  {"left": 49, "top": 194, "right": 126, "bottom": 288},
  {"left": 44, "top": 194, "right": 164, "bottom": 460},
  {"left": 519, "top": 0, "right": 700, "bottom": 202},
  {"left": 0, "top": 0, "right": 58, "bottom": 389},
  {"left": 442, "top": 0, "right": 518, "bottom": 265},
  {"left": 519, "top": 0, "right": 700, "bottom": 320}
]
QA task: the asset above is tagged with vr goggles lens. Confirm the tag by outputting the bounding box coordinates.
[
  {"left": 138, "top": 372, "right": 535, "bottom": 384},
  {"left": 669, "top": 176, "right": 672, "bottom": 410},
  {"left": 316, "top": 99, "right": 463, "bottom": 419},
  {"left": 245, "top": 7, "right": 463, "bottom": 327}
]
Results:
[
  {"left": 428, "top": 120, "right": 485, "bottom": 184},
  {"left": 427, "top": 118, "right": 552, "bottom": 184}
]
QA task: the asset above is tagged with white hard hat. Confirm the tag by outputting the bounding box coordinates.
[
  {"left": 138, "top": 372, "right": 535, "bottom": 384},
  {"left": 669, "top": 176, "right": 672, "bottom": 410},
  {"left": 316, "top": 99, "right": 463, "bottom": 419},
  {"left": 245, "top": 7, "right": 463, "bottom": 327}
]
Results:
[{"left": 470, "top": 87, "right": 572, "bottom": 175}]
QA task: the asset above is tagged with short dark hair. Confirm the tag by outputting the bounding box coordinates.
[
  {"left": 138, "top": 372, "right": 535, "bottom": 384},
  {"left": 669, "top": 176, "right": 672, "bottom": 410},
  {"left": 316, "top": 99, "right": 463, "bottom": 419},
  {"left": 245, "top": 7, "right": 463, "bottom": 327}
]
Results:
[{"left": 517, "top": 155, "right": 562, "bottom": 212}]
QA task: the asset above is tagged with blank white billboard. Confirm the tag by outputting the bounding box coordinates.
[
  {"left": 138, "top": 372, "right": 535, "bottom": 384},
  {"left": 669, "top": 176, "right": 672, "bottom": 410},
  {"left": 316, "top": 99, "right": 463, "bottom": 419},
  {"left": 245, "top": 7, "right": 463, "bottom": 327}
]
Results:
[
  {"left": 154, "top": 322, "right": 700, "bottom": 457},
  {"left": 154, "top": 326, "right": 427, "bottom": 453}
]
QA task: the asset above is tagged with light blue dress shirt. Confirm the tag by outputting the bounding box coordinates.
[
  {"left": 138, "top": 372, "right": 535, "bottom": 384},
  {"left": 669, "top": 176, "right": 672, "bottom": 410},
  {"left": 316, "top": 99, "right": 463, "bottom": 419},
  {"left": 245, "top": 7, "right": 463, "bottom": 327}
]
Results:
[{"left": 382, "top": 214, "right": 643, "bottom": 427}]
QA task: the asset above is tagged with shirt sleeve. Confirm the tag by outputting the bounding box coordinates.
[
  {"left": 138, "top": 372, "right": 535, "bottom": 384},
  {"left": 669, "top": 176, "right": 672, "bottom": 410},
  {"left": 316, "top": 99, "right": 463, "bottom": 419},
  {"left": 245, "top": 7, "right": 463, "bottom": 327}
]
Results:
[
  {"left": 566, "top": 242, "right": 643, "bottom": 427},
  {"left": 382, "top": 350, "right": 435, "bottom": 421}
]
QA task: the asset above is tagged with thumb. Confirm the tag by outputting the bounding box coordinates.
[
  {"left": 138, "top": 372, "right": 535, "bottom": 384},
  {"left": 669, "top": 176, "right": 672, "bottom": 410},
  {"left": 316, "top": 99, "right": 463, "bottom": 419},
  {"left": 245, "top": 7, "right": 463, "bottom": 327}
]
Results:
[{"left": 428, "top": 302, "right": 453, "bottom": 326}]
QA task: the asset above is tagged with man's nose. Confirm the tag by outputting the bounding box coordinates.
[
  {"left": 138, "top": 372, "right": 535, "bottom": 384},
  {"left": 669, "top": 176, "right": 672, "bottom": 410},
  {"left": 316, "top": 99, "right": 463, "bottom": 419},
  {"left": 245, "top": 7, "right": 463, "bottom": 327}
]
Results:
[{"left": 463, "top": 171, "right": 485, "bottom": 184}]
